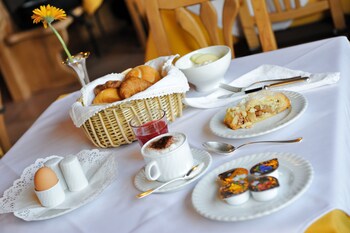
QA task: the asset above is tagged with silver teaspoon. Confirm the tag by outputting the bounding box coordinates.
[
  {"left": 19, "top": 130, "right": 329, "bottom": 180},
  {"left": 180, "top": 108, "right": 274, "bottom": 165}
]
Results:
[
  {"left": 136, "top": 163, "right": 203, "bottom": 199},
  {"left": 202, "top": 137, "right": 302, "bottom": 154}
]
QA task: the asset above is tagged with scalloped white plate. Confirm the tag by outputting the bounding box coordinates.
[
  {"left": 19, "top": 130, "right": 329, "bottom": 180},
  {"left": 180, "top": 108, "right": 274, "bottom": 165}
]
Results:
[
  {"left": 209, "top": 91, "right": 307, "bottom": 138},
  {"left": 192, "top": 152, "right": 313, "bottom": 222},
  {"left": 134, "top": 148, "right": 212, "bottom": 193},
  {"left": 0, "top": 150, "right": 117, "bottom": 221}
]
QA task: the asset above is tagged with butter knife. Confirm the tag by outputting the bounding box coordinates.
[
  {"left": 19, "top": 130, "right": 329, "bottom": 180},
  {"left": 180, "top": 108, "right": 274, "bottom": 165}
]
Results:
[
  {"left": 219, "top": 75, "right": 308, "bottom": 93},
  {"left": 218, "top": 76, "right": 310, "bottom": 99}
]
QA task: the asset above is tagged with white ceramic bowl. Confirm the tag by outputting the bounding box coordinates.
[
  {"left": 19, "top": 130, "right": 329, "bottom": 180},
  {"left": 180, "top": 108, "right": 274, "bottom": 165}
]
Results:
[{"left": 175, "top": 45, "right": 231, "bottom": 92}]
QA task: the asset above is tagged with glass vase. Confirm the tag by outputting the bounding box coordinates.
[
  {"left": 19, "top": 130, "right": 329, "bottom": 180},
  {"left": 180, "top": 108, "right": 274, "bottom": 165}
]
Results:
[{"left": 64, "top": 52, "right": 90, "bottom": 86}]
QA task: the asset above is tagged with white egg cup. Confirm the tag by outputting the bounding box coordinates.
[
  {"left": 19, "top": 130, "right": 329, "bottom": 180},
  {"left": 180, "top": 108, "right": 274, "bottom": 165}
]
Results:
[
  {"left": 249, "top": 175, "right": 280, "bottom": 202},
  {"left": 34, "top": 180, "right": 65, "bottom": 208},
  {"left": 223, "top": 191, "right": 250, "bottom": 205},
  {"left": 250, "top": 187, "right": 279, "bottom": 202},
  {"left": 266, "top": 169, "right": 279, "bottom": 179}
]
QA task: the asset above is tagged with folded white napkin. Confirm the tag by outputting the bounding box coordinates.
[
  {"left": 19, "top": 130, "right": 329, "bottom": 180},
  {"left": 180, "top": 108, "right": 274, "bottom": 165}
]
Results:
[
  {"left": 183, "top": 65, "right": 340, "bottom": 108},
  {"left": 70, "top": 55, "right": 190, "bottom": 127}
]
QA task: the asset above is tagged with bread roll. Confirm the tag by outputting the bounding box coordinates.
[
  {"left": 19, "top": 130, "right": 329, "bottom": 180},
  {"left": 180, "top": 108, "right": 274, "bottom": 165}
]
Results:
[
  {"left": 92, "top": 65, "right": 160, "bottom": 103},
  {"left": 93, "top": 88, "right": 122, "bottom": 104},
  {"left": 119, "top": 76, "right": 152, "bottom": 99},
  {"left": 105, "top": 80, "right": 121, "bottom": 88},
  {"left": 94, "top": 84, "right": 106, "bottom": 96},
  {"left": 224, "top": 91, "right": 291, "bottom": 130},
  {"left": 94, "top": 80, "right": 121, "bottom": 96},
  {"left": 125, "top": 65, "right": 161, "bottom": 84}
]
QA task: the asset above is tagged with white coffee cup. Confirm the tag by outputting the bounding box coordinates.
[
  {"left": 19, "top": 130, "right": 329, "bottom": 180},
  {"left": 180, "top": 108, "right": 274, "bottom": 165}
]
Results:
[{"left": 141, "top": 132, "right": 193, "bottom": 182}]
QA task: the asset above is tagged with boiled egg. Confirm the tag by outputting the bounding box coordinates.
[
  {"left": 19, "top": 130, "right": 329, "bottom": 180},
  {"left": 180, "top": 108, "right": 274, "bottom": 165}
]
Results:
[{"left": 34, "top": 167, "right": 59, "bottom": 191}]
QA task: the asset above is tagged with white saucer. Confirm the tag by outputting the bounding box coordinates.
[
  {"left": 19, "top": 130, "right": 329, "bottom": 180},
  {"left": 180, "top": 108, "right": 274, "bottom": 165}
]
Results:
[{"left": 134, "top": 148, "right": 212, "bottom": 193}]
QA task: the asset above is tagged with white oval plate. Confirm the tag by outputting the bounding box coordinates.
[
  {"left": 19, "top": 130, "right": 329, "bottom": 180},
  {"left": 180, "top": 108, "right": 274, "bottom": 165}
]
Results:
[
  {"left": 134, "top": 148, "right": 212, "bottom": 193},
  {"left": 209, "top": 91, "right": 307, "bottom": 138},
  {"left": 192, "top": 152, "right": 313, "bottom": 222},
  {"left": 0, "top": 150, "right": 117, "bottom": 221}
]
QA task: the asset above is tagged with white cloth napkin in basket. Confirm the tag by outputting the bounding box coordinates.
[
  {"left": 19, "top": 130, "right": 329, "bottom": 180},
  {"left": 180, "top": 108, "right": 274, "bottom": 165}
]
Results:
[
  {"left": 183, "top": 65, "right": 340, "bottom": 109},
  {"left": 70, "top": 55, "right": 190, "bottom": 127}
]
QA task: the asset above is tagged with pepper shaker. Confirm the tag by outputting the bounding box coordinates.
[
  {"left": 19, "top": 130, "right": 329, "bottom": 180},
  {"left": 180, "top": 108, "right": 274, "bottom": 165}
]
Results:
[
  {"left": 60, "top": 155, "right": 88, "bottom": 192},
  {"left": 44, "top": 157, "right": 68, "bottom": 190}
]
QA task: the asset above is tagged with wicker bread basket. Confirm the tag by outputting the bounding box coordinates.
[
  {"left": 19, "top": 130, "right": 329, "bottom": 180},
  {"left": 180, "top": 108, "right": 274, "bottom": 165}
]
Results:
[
  {"left": 80, "top": 93, "right": 185, "bottom": 148},
  {"left": 71, "top": 55, "right": 189, "bottom": 148}
]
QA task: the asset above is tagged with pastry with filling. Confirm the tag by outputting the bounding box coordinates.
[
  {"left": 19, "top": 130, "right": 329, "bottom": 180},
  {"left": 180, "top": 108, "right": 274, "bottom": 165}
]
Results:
[
  {"left": 249, "top": 176, "right": 280, "bottom": 201},
  {"left": 224, "top": 91, "right": 291, "bottom": 130},
  {"left": 250, "top": 158, "right": 279, "bottom": 179},
  {"left": 218, "top": 167, "right": 248, "bottom": 185},
  {"left": 219, "top": 179, "right": 250, "bottom": 205}
]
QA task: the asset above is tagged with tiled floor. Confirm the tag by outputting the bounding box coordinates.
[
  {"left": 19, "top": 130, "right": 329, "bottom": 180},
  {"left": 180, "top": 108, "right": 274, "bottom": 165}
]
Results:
[{"left": 1, "top": 12, "right": 349, "bottom": 148}]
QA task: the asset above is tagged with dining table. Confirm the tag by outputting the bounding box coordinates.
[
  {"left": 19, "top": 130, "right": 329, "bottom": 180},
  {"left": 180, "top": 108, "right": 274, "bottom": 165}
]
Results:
[{"left": 1, "top": 36, "right": 350, "bottom": 232}]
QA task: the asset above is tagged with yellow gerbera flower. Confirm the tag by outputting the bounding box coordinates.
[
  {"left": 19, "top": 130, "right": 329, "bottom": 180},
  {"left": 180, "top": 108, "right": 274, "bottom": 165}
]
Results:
[
  {"left": 32, "top": 5, "right": 67, "bottom": 28},
  {"left": 31, "top": 5, "right": 72, "bottom": 61}
]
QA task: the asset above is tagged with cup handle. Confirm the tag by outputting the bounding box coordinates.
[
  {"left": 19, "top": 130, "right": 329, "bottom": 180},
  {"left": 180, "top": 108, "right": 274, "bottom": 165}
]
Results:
[{"left": 144, "top": 161, "right": 161, "bottom": 181}]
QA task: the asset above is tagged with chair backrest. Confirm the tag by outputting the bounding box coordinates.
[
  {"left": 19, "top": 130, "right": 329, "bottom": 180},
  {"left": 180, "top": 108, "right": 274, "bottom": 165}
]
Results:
[
  {"left": 145, "top": 0, "right": 240, "bottom": 58},
  {"left": 0, "top": 0, "right": 15, "bottom": 40},
  {"left": 125, "top": 0, "right": 148, "bottom": 49},
  {"left": 241, "top": 0, "right": 347, "bottom": 52},
  {"left": 0, "top": 90, "right": 11, "bottom": 158},
  {"left": 83, "top": 0, "right": 104, "bottom": 15}
]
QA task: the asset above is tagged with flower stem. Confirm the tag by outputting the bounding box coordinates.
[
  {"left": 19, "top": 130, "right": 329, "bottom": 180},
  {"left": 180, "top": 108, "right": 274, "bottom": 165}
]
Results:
[{"left": 48, "top": 22, "right": 73, "bottom": 62}]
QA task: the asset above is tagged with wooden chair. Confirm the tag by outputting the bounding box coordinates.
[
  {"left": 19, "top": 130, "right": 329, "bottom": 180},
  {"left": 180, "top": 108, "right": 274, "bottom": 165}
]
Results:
[
  {"left": 0, "top": 0, "right": 77, "bottom": 102},
  {"left": 145, "top": 0, "right": 240, "bottom": 58},
  {"left": 240, "top": 0, "right": 347, "bottom": 52},
  {"left": 0, "top": 90, "right": 11, "bottom": 158},
  {"left": 125, "top": 0, "right": 148, "bottom": 49},
  {"left": 71, "top": 0, "right": 105, "bottom": 56}
]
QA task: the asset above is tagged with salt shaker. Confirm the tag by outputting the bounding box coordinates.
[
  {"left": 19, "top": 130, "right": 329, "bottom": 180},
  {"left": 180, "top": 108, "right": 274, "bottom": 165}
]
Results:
[
  {"left": 59, "top": 155, "right": 88, "bottom": 192},
  {"left": 44, "top": 157, "right": 68, "bottom": 190}
]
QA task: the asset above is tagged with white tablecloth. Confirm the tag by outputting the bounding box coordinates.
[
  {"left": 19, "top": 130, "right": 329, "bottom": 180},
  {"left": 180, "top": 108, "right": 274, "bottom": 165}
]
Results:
[{"left": 1, "top": 36, "right": 350, "bottom": 232}]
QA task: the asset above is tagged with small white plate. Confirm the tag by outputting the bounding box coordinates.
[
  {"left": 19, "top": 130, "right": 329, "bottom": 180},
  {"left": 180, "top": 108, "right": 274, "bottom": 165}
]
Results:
[
  {"left": 209, "top": 91, "right": 307, "bottom": 138},
  {"left": 192, "top": 152, "right": 313, "bottom": 222},
  {"left": 134, "top": 148, "right": 212, "bottom": 193},
  {"left": 0, "top": 150, "right": 117, "bottom": 221}
]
